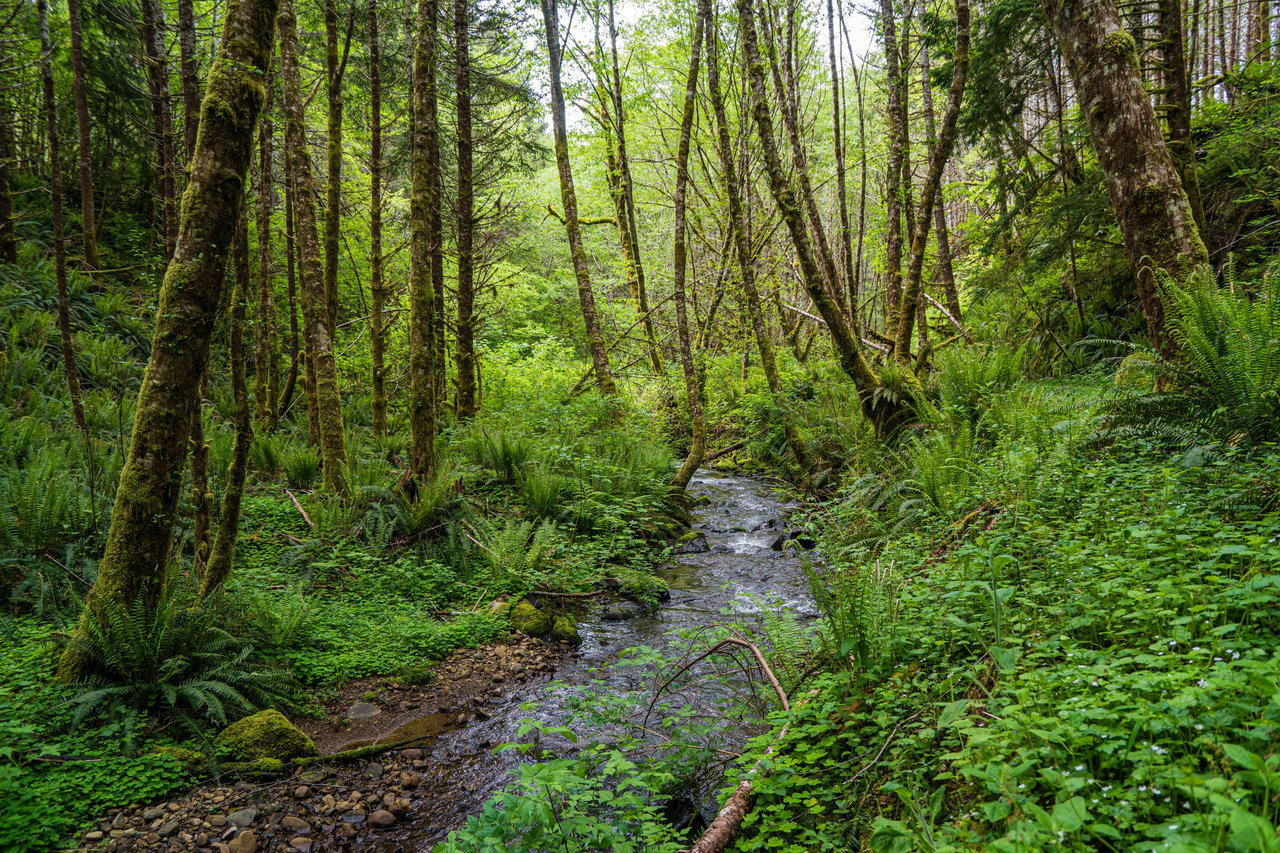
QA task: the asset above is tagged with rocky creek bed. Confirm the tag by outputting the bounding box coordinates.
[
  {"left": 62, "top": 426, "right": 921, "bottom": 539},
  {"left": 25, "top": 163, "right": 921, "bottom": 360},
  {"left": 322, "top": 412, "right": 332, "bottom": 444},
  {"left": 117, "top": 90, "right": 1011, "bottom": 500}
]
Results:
[{"left": 77, "top": 472, "right": 815, "bottom": 852}]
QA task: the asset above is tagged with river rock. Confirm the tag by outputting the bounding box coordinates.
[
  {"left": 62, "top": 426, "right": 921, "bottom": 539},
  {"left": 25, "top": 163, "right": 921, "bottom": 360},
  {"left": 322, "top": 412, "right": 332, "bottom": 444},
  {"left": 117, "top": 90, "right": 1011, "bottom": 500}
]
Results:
[
  {"left": 602, "top": 601, "right": 648, "bottom": 621},
  {"left": 142, "top": 807, "right": 167, "bottom": 821},
  {"left": 674, "top": 532, "right": 710, "bottom": 554},
  {"left": 215, "top": 710, "right": 317, "bottom": 761},
  {"left": 227, "top": 808, "right": 258, "bottom": 828},
  {"left": 280, "top": 816, "right": 312, "bottom": 834},
  {"left": 227, "top": 829, "right": 257, "bottom": 853},
  {"left": 368, "top": 809, "right": 398, "bottom": 829},
  {"left": 346, "top": 702, "right": 381, "bottom": 720}
]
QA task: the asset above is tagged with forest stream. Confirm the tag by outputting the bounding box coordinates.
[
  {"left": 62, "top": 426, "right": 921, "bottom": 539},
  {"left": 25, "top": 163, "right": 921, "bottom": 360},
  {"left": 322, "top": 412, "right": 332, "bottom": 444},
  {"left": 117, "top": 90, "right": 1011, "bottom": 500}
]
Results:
[{"left": 361, "top": 470, "right": 819, "bottom": 849}]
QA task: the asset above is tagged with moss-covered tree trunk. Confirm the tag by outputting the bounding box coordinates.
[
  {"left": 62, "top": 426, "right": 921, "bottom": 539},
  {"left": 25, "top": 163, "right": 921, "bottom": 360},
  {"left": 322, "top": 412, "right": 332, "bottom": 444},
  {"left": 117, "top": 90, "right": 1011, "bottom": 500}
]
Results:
[
  {"left": 280, "top": 0, "right": 347, "bottom": 491},
  {"left": 409, "top": 0, "right": 442, "bottom": 477},
  {"left": 1042, "top": 0, "right": 1210, "bottom": 353},
  {"left": 369, "top": 0, "right": 388, "bottom": 435},
  {"left": 454, "top": 0, "right": 478, "bottom": 421},
  {"left": 893, "top": 0, "right": 969, "bottom": 361},
  {"left": 57, "top": 0, "right": 279, "bottom": 679},
  {"left": 67, "top": 0, "right": 100, "bottom": 269},
  {"left": 203, "top": 211, "right": 253, "bottom": 597},
  {"left": 919, "top": 47, "right": 961, "bottom": 322},
  {"left": 879, "top": 0, "right": 907, "bottom": 333},
  {"left": 541, "top": 0, "right": 617, "bottom": 397},
  {"left": 672, "top": 0, "right": 706, "bottom": 490},
  {"left": 0, "top": 104, "right": 16, "bottom": 264},
  {"left": 178, "top": 0, "right": 202, "bottom": 160},
  {"left": 324, "top": 0, "right": 351, "bottom": 337},
  {"left": 737, "top": 0, "right": 905, "bottom": 434},
  {"left": 706, "top": 9, "right": 804, "bottom": 463},
  {"left": 141, "top": 0, "right": 178, "bottom": 258},
  {"left": 606, "top": 0, "right": 663, "bottom": 376},
  {"left": 1156, "top": 0, "right": 1207, "bottom": 241},
  {"left": 253, "top": 69, "right": 278, "bottom": 433},
  {"left": 39, "top": 0, "right": 88, "bottom": 440}
]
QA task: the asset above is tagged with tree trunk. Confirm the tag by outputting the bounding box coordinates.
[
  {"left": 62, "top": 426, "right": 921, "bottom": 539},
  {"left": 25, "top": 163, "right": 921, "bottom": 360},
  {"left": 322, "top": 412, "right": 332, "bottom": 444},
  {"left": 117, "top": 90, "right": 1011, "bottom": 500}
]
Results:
[
  {"left": 893, "top": 0, "right": 969, "bottom": 361},
  {"left": 410, "top": 0, "right": 442, "bottom": 476},
  {"left": 454, "top": 0, "right": 478, "bottom": 420},
  {"left": 761, "top": 0, "right": 844, "bottom": 312},
  {"left": 1042, "top": 0, "right": 1210, "bottom": 353},
  {"left": 0, "top": 106, "right": 14, "bottom": 264},
  {"left": 1156, "top": 0, "right": 1208, "bottom": 239},
  {"left": 202, "top": 210, "right": 253, "bottom": 597},
  {"left": 919, "top": 47, "right": 961, "bottom": 321},
  {"left": 736, "top": 0, "right": 901, "bottom": 432},
  {"left": 369, "top": 0, "right": 389, "bottom": 435},
  {"left": 828, "top": 0, "right": 855, "bottom": 324},
  {"left": 541, "top": 0, "right": 617, "bottom": 396},
  {"left": 178, "top": 0, "right": 202, "bottom": 159},
  {"left": 189, "top": 399, "right": 210, "bottom": 574},
  {"left": 58, "top": 0, "right": 279, "bottom": 679},
  {"left": 672, "top": 0, "right": 706, "bottom": 490},
  {"left": 280, "top": 0, "right": 348, "bottom": 492},
  {"left": 708, "top": 6, "right": 806, "bottom": 464},
  {"left": 141, "top": 0, "right": 178, "bottom": 258},
  {"left": 67, "top": 0, "right": 100, "bottom": 269},
  {"left": 324, "top": 0, "right": 351, "bottom": 336},
  {"left": 879, "top": 0, "right": 907, "bottom": 332},
  {"left": 278, "top": 171, "right": 301, "bottom": 421},
  {"left": 39, "top": 0, "right": 89, "bottom": 440},
  {"left": 607, "top": 0, "right": 664, "bottom": 375},
  {"left": 253, "top": 70, "right": 277, "bottom": 432}
]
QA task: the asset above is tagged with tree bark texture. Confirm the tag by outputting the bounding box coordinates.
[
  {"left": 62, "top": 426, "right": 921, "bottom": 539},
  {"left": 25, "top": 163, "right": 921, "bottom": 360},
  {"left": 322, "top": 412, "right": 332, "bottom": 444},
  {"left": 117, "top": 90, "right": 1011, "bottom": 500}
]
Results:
[
  {"left": 370, "top": 0, "right": 389, "bottom": 435},
  {"left": 1042, "top": 0, "right": 1210, "bottom": 353},
  {"left": 253, "top": 70, "right": 277, "bottom": 432},
  {"left": 893, "top": 0, "right": 970, "bottom": 361},
  {"left": 919, "top": 46, "right": 961, "bottom": 321},
  {"left": 59, "top": 0, "right": 279, "bottom": 678},
  {"left": 203, "top": 211, "right": 253, "bottom": 597},
  {"left": 454, "top": 0, "right": 478, "bottom": 420},
  {"left": 178, "top": 0, "right": 202, "bottom": 159},
  {"left": 410, "top": 0, "right": 443, "bottom": 476},
  {"left": 39, "top": 0, "right": 89, "bottom": 440},
  {"left": 736, "top": 0, "right": 891, "bottom": 426},
  {"left": 879, "top": 0, "right": 907, "bottom": 331},
  {"left": 280, "top": 0, "right": 348, "bottom": 492},
  {"left": 672, "top": 0, "right": 706, "bottom": 490},
  {"left": 141, "top": 0, "right": 179, "bottom": 258},
  {"left": 541, "top": 0, "right": 618, "bottom": 396},
  {"left": 67, "top": 0, "right": 100, "bottom": 269}
]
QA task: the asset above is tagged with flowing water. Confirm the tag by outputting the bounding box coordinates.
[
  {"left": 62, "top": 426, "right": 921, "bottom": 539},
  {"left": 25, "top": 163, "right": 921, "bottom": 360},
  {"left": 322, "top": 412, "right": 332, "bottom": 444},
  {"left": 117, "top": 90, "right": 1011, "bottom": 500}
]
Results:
[{"left": 384, "top": 471, "right": 817, "bottom": 849}]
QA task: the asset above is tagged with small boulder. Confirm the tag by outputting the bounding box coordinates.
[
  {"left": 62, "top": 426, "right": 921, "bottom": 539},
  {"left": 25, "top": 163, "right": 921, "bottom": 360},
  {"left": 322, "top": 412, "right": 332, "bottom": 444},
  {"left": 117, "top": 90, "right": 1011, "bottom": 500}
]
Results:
[
  {"left": 368, "top": 810, "right": 398, "bottom": 829},
  {"left": 602, "top": 601, "right": 648, "bottom": 621},
  {"left": 508, "top": 599, "right": 552, "bottom": 636},
  {"left": 674, "top": 532, "right": 710, "bottom": 554},
  {"left": 227, "top": 808, "right": 258, "bottom": 829},
  {"left": 486, "top": 598, "right": 512, "bottom": 618},
  {"left": 549, "top": 615, "right": 580, "bottom": 645},
  {"left": 345, "top": 702, "right": 382, "bottom": 721},
  {"left": 215, "top": 710, "right": 317, "bottom": 762}
]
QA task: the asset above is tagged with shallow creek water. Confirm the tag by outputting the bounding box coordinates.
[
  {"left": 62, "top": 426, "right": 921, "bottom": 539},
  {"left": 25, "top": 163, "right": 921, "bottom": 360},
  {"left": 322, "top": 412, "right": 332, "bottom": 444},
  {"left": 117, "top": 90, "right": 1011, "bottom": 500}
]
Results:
[{"left": 382, "top": 471, "right": 817, "bottom": 849}]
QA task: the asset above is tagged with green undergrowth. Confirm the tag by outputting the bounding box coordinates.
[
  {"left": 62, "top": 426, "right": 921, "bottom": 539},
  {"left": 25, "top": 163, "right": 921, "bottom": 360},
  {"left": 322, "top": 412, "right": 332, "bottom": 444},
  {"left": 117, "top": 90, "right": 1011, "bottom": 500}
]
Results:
[{"left": 727, "top": 395, "right": 1280, "bottom": 850}]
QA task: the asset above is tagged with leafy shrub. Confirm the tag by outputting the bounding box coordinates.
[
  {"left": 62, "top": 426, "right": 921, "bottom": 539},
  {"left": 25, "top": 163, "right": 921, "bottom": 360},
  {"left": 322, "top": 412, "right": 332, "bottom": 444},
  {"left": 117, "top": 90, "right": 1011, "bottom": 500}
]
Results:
[
  {"left": 1100, "top": 262, "right": 1280, "bottom": 446},
  {"left": 282, "top": 446, "right": 322, "bottom": 490}
]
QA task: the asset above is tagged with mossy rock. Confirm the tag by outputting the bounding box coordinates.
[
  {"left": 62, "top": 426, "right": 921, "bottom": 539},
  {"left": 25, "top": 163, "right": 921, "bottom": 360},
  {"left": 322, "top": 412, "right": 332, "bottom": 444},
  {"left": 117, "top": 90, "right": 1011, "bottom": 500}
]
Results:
[
  {"left": 487, "top": 598, "right": 513, "bottom": 619},
  {"left": 215, "top": 710, "right": 317, "bottom": 762},
  {"left": 550, "top": 615, "right": 580, "bottom": 645},
  {"left": 508, "top": 599, "right": 553, "bottom": 636}
]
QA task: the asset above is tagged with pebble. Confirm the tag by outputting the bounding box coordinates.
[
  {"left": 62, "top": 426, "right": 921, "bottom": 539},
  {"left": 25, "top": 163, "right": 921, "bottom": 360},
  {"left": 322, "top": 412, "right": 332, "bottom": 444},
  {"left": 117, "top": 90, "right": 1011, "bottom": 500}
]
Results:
[
  {"left": 368, "top": 810, "right": 397, "bottom": 829},
  {"left": 142, "top": 807, "right": 167, "bottom": 821},
  {"left": 85, "top": 831, "right": 104, "bottom": 842},
  {"left": 227, "top": 807, "right": 258, "bottom": 828},
  {"left": 289, "top": 838, "right": 313, "bottom": 853},
  {"left": 226, "top": 829, "right": 256, "bottom": 853},
  {"left": 279, "top": 816, "right": 312, "bottom": 834},
  {"left": 293, "top": 786, "right": 311, "bottom": 799}
]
